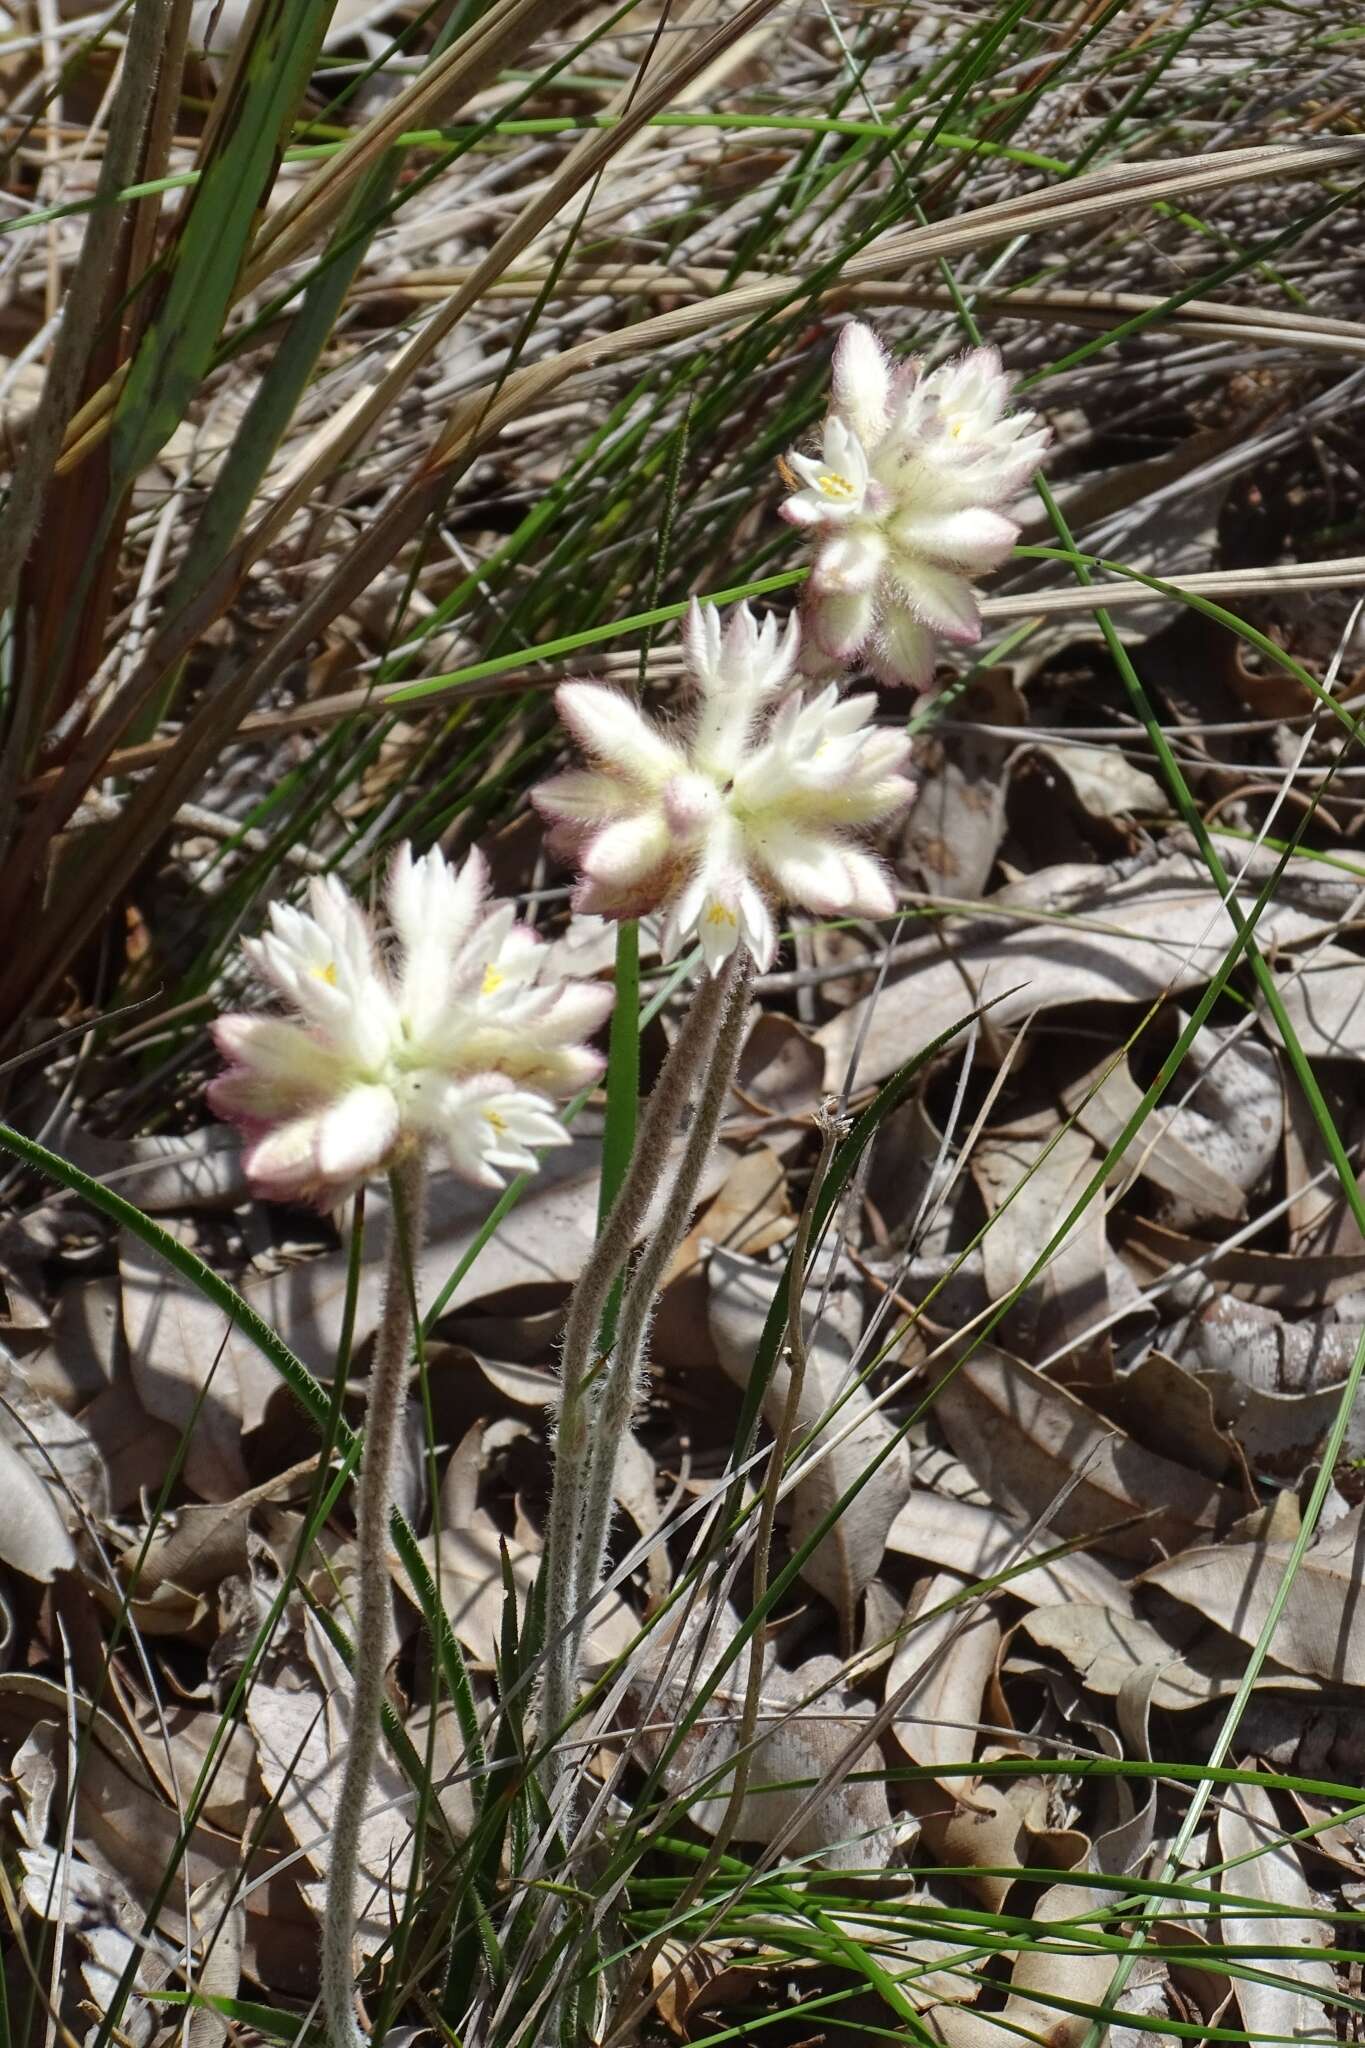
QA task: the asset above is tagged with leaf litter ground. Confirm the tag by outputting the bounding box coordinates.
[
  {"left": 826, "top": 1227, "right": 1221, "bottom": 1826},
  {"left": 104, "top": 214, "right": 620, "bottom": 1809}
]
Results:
[{"left": 3, "top": 1, "right": 1365, "bottom": 2044}]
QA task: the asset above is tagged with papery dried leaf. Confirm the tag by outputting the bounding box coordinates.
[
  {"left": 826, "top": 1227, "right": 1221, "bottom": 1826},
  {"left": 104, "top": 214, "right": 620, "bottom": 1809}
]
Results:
[
  {"left": 886, "top": 1490, "right": 1130, "bottom": 1610},
  {"left": 971, "top": 1126, "right": 1109, "bottom": 1370},
  {"left": 708, "top": 1246, "right": 908, "bottom": 1635},
  {"left": 1018, "top": 1603, "right": 1315, "bottom": 1711},
  {"left": 1140, "top": 1507, "right": 1365, "bottom": 1685},
  {"left": 927, "top": 1881, "right": 1120, "bottom": 2048},
  {"left": 819, "top": 839, "right": 1357, "bottom": 1090},
  {"left": 629, "top": 1612, "right": 896, "bottom": 1871},
  {"left": 0, "top": 1428, "right": 75, "bottom": 1579},
  {"left": 245, "top": 1611, "right": 413, "bottom": 1955},
  {"left": 1217, "top": 1780, "right": 1336, "bottom": 2045},
  {"left": 887, "top": 1574, "right": 1000, "bottom": 1780},
  {"left": 934, "top": 1344, "right": 1234, "bottom": 1562}
]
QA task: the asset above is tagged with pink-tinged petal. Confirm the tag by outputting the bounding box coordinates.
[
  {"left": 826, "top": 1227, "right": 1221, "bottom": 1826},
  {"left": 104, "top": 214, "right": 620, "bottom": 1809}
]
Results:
[
  {"left": 778, "top": 493, "right": 827, "bottom": 530},
  {"left": 554, "top": 682, "right": 681, "bottom": 786},
  {"left": 869, "top": 605, "right": 938, "bottom": 690},
  {"left": 832, "top": 322, "right": 892, "bottom": 445},
  {"left": 242, "top": 1117, "right": 324, "bottom": 1203},
  {"left": 662, "top": 771, "right": 721, "bottom": 836},
  {"left": 315, "top": 1084, "right": 400, "bottom": 1188},
  {"left": 887, "top": 556, "right": 982, "bottom": 643},
  {"left": 806, "top": 586, "right": 876, "bottom": 663},
  {"left": 891, "top": 505, "right": 1018, "bottom": 574},
  {"left": 748, "top": 820, "right": 852, "bottom": 912},
  {"left": 811, "top": 527, "right": 885, "bottom": 595},
  {"left": 837, "top": 846, "right": 900, "bottom": 917},
  {"left": 536, "top": 979, "right": 616, "bottom": 1042},
  {"left": 531, "top": 768, "right": 637, "bottom": 827},
  {"left": 580, "top": 810, "right": 674, "bottom": 889}
]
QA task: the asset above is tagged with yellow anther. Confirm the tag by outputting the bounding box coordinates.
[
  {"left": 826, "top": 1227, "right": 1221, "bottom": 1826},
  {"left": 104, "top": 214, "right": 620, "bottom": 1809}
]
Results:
[
  {"left": 816, "top": 471, "right": 856, "bottom": 500},
  {"left": 485, "top": 1108, "right": 507, "bottom": 1133},
  {"left": 481, "top": 962, "right": 504, "bottom": 996},
  {"left": 312, "top": 961, "right": 339, "bottom": 986},
  {"left": 705, "top": 902, "right": 738, "bottom": 928}
]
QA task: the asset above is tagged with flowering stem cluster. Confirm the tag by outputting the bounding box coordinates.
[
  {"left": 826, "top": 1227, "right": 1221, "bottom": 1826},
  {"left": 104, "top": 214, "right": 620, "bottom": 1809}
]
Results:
[{"left": 205, "top": 317, "right": 1045, "bottom": 2048}]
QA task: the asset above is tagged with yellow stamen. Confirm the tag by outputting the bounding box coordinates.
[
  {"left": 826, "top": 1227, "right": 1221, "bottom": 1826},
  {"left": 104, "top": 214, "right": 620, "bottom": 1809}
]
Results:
[
  {"left": 485, "top": 1108, "right": 507, "bottom": 1133},
  {"left": 312, "top": 961, "right": 338, "bottom": 986},
  {"left": 816, "top": 470, "right": 856, "bottom": 501},
  {"left": 705, "top": 902, "right": 738, "bottom": 928},
  {"left": 481, "top": 962, "right": 504, "bottom": 996}
]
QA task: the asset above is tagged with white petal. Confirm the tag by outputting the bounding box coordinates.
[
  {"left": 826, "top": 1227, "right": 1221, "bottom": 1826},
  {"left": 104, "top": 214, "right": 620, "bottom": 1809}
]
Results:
[
  {"left": 556, "top": 683, "right": 682, "bottom": 786},
  {"left": 831, "top": 322, "right": 892, "bottom": 445},
  {"left": 581, "top": 809, "right": 674, "bottom": 888},
  {"left": 315, "top": 1084, "right": 400, "bottom": 1186},
  {"left": 869, "top": 604, "right": 939, "bottom": 690},
  {"left": 887, "top": 556, "right": 982, "bottom": 643},
  {"left": 806, "top": 586, "right": 876, "bottom": 662},
  {"left": 811, "top": 526, "right": 885, "bottom": 595},
  {"left": 890, "top": 505, "right": 1018, "bottom": 574}
]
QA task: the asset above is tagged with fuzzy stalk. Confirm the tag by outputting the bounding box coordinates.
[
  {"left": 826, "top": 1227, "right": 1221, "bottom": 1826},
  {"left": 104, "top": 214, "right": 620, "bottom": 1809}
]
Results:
[
  {"left": 322, "top": 1152, "right": 426, "bottom": 2048},
  {"left": 573, "top": 951, "right": 750, "bottom": 1664},
  {"left": 541, "top": 961, "right": 735, "bottom": 1789}
]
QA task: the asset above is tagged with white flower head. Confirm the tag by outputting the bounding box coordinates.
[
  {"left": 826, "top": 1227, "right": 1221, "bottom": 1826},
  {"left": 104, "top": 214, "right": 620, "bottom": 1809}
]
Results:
[
  {"left": 209, "top": 845, "right": 613, "bottom": 1206},
  {"left": 780, "top": 323, "right": 1048, "bottom": 689},
  {"left": 532, "top": 599, "right": 914, "bottom": 976}
]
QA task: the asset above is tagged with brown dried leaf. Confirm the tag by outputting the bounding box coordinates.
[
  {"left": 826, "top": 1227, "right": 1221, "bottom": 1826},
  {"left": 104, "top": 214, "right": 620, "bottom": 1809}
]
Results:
[
  {"left": 1140, "top": 1507, "right": 1365, "bottom": 1684},
  {"left": 631, "top": 1616, "right": 896, "bottom": 1871},
  {"left": 1018, "top": 1603, "right": 1315, "bottom": 1711},
  {"left": 245, "top": 1611, "right": 413, "bottom": 1954},
  {"left": 887, "top": 1574, "right": 1000, "bottom": 1779},
  {"left": 1217, "top": 1780, "right": 1336, "bottom": 2044},
  {"left": 934, "top": 1345, "right": 1234, "bottom": 1562},
  {"left": 886, "top": 1490, "right": 1131, "bottom": 1610},
  {"left": 971, "top": 1127, "right": 1109, "bottom": 1370},
  {"left": 927, "top": 1882, "right": 1119, "bottom": 2048},
  {"left": 708, "top": 1246, "right": 909, "bottom": 1634},
  {"left": 819, "top": 840, "right": 1356, "bottom": 1091}
]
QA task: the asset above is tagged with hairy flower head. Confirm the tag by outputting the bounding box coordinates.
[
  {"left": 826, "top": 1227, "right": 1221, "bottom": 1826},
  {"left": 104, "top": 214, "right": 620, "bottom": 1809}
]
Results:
[
  {"left": 532, "top": 599, "right": 914, "bottom": 975},
  {"left": 209, "top": 845, "right": 612, "bottom": 1205},
  {"left": 781, "top": 323, "right": 1048, "bottom": 689}
]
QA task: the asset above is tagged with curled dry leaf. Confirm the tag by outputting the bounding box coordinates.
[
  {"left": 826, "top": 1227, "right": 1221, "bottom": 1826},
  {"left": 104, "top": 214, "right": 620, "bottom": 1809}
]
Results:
[
  {"left": 886, "top": 1489, "right": 1132, "bottom": 1611},
  {"left": 1036, "top": 741, "right": 1165, "bottom": 819},
  {"left": 818, "top": 838, "right": 1357, "bottom": 1091},
  {"left": 1263, "top": 943, "right": 1365, "bottom": 1062},
  {"left": 628, "top": 1608, "right": 896, "bottom": 1871},
  {"left": 1017, "top": 1603, "right": 1316, "bottom": 1712},
  {"left": 970, "top": 1125, "right": 1109, "bottom": 1370},
  {"left": 927, "top": 1881, "right": 1120, "bottom": 2048},
  {"left": 886, "top": 1572, "right": 1000, "bottom": 1781},
  {"left": 933, "top": 1344, "right": 1235, "bottom": 1563},
  {"left": 1139, "top": 1505, "right": 1365, "bottom": 1686},
  {"left": 708, "top": 1245, "right": 909, "bottom": 1636},
  {"left": 1065, "top": 1048, "right": 1246, "bottom": 1224},
  {"left": 245, "top": 1610, "right": 413, "bottom": 1956},
  {"left": 0, "top": 1428, "right": 75, "bottom": 1580},
  {"left": 1217, "top": 1779, "right": 1336, "bottom": 2046}
]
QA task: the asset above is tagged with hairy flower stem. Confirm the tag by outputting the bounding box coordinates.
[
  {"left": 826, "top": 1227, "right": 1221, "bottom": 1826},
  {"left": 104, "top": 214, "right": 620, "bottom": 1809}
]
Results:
[
  {"left": 574, "top": 952, "right": 751, "bottom": 1664},
  {"left": 541, "top": 961, "right": 736, "bottom": 1792},
  {"left": 322, "top": 1153, "right": 426, "bottom": 2048},
  {"left": 711, "top": 1110, "right": 839, "bottom": 1857}
]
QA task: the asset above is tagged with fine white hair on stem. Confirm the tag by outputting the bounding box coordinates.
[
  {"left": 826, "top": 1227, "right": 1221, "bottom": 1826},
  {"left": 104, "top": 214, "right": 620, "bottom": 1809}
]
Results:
[
  {"left": 321, "top": 1154, "right": 426, "bottom": 2048},
  {"left": 539, "top": 961, "right": 736, "bottom": 1796},
  {"left": 573, "top": 949, "right": 752, "bottom": 1670}
]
